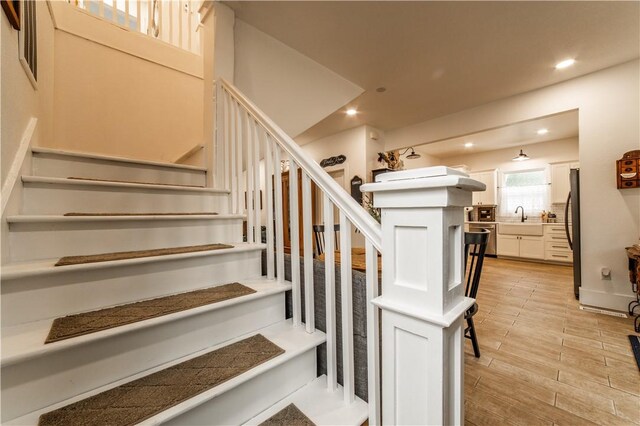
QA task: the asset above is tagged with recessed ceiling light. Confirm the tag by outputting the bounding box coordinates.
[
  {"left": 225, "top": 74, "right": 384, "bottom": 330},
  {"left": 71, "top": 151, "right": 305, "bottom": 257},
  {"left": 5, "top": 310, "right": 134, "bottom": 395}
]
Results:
[
  {"left": 376, "top": 87, "right": 387, "bottom": 93},
  {"left": 346, "top": 108, "right": 357, "bottom": 116},
  {"left": 537, "top": 128, "right": 549, "bottom": 135},
  {"left": 555, "top": 59, "right": 576, "bottom": 69},
  {"left": 464, "top": 142, "right": 474, "bottom": 148}
]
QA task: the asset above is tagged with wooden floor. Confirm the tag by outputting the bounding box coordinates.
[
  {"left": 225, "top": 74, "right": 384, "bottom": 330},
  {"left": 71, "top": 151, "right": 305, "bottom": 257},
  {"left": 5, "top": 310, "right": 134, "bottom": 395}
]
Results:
[{"left": 464, "top": 257, "right": 640, "bottom": 426}]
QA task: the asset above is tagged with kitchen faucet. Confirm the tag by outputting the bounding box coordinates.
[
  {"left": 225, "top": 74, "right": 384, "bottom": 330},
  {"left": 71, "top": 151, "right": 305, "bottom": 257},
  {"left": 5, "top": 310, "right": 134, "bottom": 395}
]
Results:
[{"left": 515, "top": 206, "right": 527, "bottom": 222}]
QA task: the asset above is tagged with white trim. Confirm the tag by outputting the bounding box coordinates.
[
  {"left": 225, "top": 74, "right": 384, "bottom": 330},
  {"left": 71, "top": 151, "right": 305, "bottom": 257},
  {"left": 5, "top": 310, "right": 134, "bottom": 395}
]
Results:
[
  {"left": 47, "top": 0, "right": 203, "bottom": 79},
  {"left": 32, "top": 146, "right": 206, "bottom": 171},
  {"left": 1, "top": 118, "right": 37, "bottom": 217},
  {"left": 579, "top": 288, "right": 636, "bottom": 312},
  {"left": 174, "top": 144, "right": 204, "bottom": 164}
]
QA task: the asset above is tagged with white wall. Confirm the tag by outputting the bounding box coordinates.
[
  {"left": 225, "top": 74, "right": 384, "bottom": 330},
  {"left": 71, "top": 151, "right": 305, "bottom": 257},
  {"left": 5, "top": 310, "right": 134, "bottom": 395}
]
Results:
[
  {"left": 386, "top": 61, "right": 640, "bottom": 311},
  {"left": 1, "top": 1, "right": 54, "bottom": 185},
  {"left": 234, "top": 20, "right": 364, "bottom": 138},
  {"left": 51, "top": 30, "right": 204, "bottom": 163},
  {"left": 1, "top": 1, "right": 55, "bottom": 263},
  {"left": 213, "top": 2, "right": 235, "bottom": 82},
  {"left": 438, "top": 137, "right": 579, "bottom": 173}
]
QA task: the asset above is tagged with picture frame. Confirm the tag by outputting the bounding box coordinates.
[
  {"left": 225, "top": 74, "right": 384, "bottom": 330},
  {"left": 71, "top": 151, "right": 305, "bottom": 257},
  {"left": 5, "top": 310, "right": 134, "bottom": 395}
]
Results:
[{"left": 1, "top": 0, "right": 20, "bottom": 30}]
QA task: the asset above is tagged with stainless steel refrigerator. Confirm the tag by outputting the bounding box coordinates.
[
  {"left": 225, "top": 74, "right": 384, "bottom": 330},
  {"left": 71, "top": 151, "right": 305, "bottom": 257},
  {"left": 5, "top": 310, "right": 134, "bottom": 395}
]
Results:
[{"left": 564, "top": 168, "right": 581, "bottom": 299}]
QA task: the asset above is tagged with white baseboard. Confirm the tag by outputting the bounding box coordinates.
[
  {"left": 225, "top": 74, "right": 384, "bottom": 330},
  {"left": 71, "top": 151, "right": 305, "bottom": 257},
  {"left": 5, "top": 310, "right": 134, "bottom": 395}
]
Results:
[
  {"left": 579, "top": 287, "right": 636, "bottom": 312},
  {"left": 1, "top": 118, "right": 37, "bottom": 216}
]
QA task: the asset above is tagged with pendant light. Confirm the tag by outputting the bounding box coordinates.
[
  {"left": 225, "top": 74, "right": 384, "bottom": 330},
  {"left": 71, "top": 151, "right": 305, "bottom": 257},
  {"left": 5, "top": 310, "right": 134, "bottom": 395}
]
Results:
[{"left": 512, "top": 149, "right": 530, "bottom": 161}]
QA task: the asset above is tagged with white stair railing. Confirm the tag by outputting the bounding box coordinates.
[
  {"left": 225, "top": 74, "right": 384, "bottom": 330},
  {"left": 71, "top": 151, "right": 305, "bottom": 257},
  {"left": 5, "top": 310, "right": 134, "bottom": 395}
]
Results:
[
  {"left": 215, "top": 78, "right": 383, "bottom": 423},
  {"left": 68, "top": 0, "right": 201, "bottom": 54},
  {"left": 214, "top": 78, "right": 483, "bottom": 425}
]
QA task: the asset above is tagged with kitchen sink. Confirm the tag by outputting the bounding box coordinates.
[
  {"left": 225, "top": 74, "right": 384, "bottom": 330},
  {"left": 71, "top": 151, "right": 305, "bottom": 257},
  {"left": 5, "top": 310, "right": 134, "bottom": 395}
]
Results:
[{"left": 498, "top": 223, "right": 543, "bottom": 236}]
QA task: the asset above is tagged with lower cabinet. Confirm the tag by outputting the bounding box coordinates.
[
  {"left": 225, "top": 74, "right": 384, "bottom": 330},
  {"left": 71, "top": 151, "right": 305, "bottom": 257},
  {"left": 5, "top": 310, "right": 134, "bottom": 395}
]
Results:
[{"left": 497, "top": 234, "right": 544, "bottom": 259}]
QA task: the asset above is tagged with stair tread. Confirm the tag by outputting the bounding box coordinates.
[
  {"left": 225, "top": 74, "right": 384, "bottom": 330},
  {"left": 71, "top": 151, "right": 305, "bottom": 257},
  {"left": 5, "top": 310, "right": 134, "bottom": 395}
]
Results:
[
  {"left": 22, "top": 176, "right": 229, "bottom": 193},
  {"left": 1, "top": 242, "right": 266, "bottom": 279},
  {"left": 6, "top": 213, "right": 245, "bottom": 223},
  {"left": 55, "top": 243, "right": 235, "bottom": 266},
  {"left": 67, "top": 176, "right": 205, "bottom": 188},
  {"left": 45, "top": 282, "right": 257, "bottom": 343},
  {"left": 32, "top": 147, "right": 207, "bottom": 172},
  {"left": 6, "top": 320, "right": 326, "bottom": 426},
  {"left": 244, "top": 376, "right": 369, "bottom": 426},
  {"left": 39, "top": 333, "right": 285, "bottom": 426},
  {"left": 1, "top": 279, "right": 292, "bottom": 367}
]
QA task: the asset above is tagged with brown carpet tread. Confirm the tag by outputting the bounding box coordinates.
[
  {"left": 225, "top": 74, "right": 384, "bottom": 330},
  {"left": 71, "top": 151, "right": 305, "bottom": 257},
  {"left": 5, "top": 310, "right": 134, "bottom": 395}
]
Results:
[
  {"left": 45, "top": 283, "right": 256, "bottom": 343},
  {"left": 38, "top": 334, "right": 285, "bottom": 426},
  {"left": 259, "top": 404, "right": 316, "bottom": 426},
  {"left": 64, "top": 212, "right": 219, "bottom": 216},
  {"left": 67, "top": 176, "right": 205, "bottom": 188},
  {"left": 54, "top": 243, "right": 234, "bottom": 266}
]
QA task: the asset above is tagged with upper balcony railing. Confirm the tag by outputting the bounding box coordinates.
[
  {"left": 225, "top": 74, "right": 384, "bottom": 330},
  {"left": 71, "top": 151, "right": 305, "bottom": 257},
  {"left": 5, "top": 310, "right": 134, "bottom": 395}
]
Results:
[{"left": 68, "top": 0, "right": 201, "bottom": 54}]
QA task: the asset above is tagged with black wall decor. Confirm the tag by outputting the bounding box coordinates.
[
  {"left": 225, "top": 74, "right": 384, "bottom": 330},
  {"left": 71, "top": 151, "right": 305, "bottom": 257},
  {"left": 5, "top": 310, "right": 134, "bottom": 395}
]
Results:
[
  {"left": 320, "top": 155, "right": 346, "bottom": 168},
  {"left": 350, "top": 175, "right": 363, "bottom": 205}
]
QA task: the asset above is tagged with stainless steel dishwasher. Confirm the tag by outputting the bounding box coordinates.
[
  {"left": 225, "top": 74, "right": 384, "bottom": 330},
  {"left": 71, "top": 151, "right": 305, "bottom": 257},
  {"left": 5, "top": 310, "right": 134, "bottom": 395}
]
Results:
[{"left": 468, "top": 223, "right": 497, "bottom": 257}]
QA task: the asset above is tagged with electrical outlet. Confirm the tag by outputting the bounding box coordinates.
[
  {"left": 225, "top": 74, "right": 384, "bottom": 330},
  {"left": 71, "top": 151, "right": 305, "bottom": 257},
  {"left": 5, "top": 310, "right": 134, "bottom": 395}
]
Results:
[{"left": 601, "top": 267, "right": 612, "bottom": 280}]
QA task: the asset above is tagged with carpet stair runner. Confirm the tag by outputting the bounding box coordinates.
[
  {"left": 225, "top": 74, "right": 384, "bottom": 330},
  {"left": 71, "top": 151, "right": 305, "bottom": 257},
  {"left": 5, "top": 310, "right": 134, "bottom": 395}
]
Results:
[
  {"left": 45, "top": 282, "right": 256, "bottom": 343},
  {"left": 54, "top": 243, "right": 234, "bottom": 266},
  {"left": 259, "top": 404, "right": 315, "bottom": 426},
  {"left": 37, "top": 334, "right": 285, "bottom": 426}
]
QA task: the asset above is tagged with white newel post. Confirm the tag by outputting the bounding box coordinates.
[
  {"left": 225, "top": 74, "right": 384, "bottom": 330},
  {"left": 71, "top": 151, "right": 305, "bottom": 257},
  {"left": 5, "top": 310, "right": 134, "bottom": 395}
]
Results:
[{"left": 361, "top": 167, "right": 485, "bottom": 426}]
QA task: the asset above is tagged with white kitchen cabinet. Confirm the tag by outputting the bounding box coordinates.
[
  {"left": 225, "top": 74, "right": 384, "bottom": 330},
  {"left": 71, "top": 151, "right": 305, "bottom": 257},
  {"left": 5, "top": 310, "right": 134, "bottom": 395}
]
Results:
[
  {"left": 550, "top": 162, "right": 579, "bottom": 204},
  {"left": 519, "top": 236, "right": 545, "bottom": 259},
  {"left": 497, "top": 234, "right": 544, "bottom": 259},
  {"left": 543, "top": 224, "right": 573, "bottom": 263},
  {"left": 469, "top": 170, "right": 498, "bottom": 205},
  {"left": 497, "top": 235, "right": 520, "bottom": 257}
]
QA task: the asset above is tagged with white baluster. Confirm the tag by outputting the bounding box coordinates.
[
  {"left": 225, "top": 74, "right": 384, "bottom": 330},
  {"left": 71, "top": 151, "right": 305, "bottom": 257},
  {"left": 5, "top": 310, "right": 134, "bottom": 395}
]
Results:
[
  {"left": 99, "top": 0, "right": 105, "bottom": 18},
  {"left": 235, "top": 101, "right": 243, "bottom": 215},
  {"left": 227, "top": 92, "right": 237, "bottom": 214},
  {"left": 223, "top": 93, "right": 230, "bottom": 192},
  {"left": 246, "top": 113, "right": 255, "bottom": 243},
  {"left": 340, "top": 212, "right": 355, "bottom": 404},
  {"left": 136, "top": 0, "right": 141, "bottom": 31},
  {"left": 214, "top": 83, "right": 224, "bottom": 191},
  {"left": 302, "top": 171, "right": 314, "bottom": 333},
  {"left": 124, "top": 0, "right": 130, "bottom": 28},
  {"left": 187, "top": 0, "right": 192, "bottom": 52},
  {"left": 251, "top": 118, "right": 262, "bottom": 243},
  {"left": 147, "top": 0, "right": 152, "bottom": 35},
  {"left": 274, "top": 145, "right": 285, "bottom": 282},
  {"left": 178, "top": 0, "right": 183, "bottom": 49},
  {"left": 264, "top": 133, "right": 275, "bottom": 280},
  {"left": 323, "top": 193, "right": 337, "bottom": 391},
  {"left": 168, "top": 0, "right": 173, "bottom": 44},
  {"left": 289, "top": 159, "right": 301, "bottom": 326},
  {"left": 112, "top": 0, "right": 118, "bottom": 23},
  {"left": 365, "top": 239, "right": 381, "bottom": 425}
]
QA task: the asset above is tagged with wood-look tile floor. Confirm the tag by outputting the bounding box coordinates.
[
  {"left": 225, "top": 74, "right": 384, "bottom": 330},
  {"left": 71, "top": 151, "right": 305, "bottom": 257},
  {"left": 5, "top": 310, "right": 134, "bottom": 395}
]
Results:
[{"left": 464, "top": 258, "right": 640, "bottom": 426}]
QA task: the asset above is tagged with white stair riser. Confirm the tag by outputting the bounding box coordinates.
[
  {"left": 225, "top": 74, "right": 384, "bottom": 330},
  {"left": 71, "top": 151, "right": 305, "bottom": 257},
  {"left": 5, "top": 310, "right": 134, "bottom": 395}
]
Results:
[
  {"left": 164, "top": 350, "right": 316, "bottom": 426},
  {"left": 2, "top": 250, "right": 263, "bottom": 326},
  {"left": 8, "top": 219, "right": 243, "bottom": 262},
  {"left": 1, "top": 293, "right": 286, "bottom": 423},
  {"left": 22, "top": 183, "right": 226, "bottom": 214},
  {"left": 33, "top": 154, "right": 206, "bottom": 186}
]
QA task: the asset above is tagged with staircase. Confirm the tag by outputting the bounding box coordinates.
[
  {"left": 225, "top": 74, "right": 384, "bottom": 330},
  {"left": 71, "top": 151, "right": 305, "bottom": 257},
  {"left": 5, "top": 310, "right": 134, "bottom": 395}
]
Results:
[{"left": 1, "top": 148, "right": 368, "bottom": 425}]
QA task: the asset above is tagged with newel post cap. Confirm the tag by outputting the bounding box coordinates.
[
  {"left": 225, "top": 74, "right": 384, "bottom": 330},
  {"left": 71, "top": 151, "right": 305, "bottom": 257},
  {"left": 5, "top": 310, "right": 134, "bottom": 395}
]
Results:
[{"left": 360, "top": 166, "right": 485, "bottom": 208}]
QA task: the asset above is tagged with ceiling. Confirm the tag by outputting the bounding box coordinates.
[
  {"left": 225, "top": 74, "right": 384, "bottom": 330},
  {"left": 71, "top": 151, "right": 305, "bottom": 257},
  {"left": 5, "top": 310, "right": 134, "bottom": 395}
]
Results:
[
  {"left": 415, "top": 110, "right": 578, "bottom": 159},
  {"left": 226, "top": 1, "right": 639, "bottom": 145}
]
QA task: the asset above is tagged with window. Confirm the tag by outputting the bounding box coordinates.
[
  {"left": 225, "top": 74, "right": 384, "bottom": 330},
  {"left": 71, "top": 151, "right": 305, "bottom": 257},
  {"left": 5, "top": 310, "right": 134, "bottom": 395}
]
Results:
[
  {"left": 499, "top": 169, "right": 549, "bottom": 218},
  {"left": 19, "top": 0, "right": 37, "bottom": 88}
]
